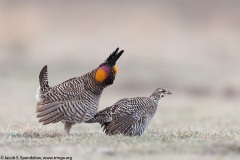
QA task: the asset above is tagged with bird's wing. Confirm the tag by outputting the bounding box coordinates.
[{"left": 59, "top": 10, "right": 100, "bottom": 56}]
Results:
[
  {"left": 36, "top": 99, "right": 96, "bottom": 125},
  {"left": 103, "top": 98, "right": 152, "bottom": 136},
  {"left": 36, "top": 101, "right": 65, "bottom": 125},
  {"left": 105, "top": 110, "right": 148, "bottom": 136},
  {"left": 86, "top": 97, "right": 150, "bottom": 124}
]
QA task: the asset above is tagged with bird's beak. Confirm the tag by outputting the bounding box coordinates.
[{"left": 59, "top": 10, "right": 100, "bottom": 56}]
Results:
[{"left": 166, "top": 91, "right": 172, "bottom": 95}]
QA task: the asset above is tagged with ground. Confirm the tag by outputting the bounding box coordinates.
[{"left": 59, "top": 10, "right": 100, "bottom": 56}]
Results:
[
  {"left": 1, "top": 128, "right": 240, "bottom": 160},
  {"left": 1, "top": 94, "right": 240, "bottom": 160}
]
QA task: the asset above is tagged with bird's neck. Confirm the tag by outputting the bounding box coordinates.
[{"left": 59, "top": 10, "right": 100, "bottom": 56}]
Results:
[
  {"left": 83, "top": 70, "right": 106, "bottom": 95},
  {"left": 149, "top": 93, "right": 160, "bottom": 104}
]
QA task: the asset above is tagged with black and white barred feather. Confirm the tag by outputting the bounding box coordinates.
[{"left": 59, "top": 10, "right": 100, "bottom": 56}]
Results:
[
  {"left": 36, "top": 48, "right": 123, "bottom": 134},
  {"left": 86, "top": 88, "right": 172, "bottom": 136}
]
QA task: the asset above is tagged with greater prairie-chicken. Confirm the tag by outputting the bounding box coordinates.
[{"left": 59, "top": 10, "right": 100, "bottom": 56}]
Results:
[
  {"left": 36, "top": 48, "right": 124, "bottom": 134},
  {"left": 86, "top": 88, "right": 171, "bottom": 136}
]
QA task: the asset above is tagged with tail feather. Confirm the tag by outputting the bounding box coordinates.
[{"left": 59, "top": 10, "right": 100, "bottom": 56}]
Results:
[
  {"left": 105, "top": 48, "right": 124, "bottom": 66},
  {"left": 85, "top": 113, "right": 107, "bottom": 123},
  {"left": 39, "top": 65, "right": 49, "bottom": 92},
  {"left": 85, "top": 106, "right": 112, "bottom": 123}
]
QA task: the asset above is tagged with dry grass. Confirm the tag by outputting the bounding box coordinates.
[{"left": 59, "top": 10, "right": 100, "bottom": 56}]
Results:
[
  {"left": 1, "top": 89, "right": 240, "bottom": 159},
  {"left": 1, "top": 125, "right": 240, "bottom": 160}
]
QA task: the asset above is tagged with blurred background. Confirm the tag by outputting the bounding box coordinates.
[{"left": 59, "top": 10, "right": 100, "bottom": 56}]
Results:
[{"left": 0, "top": 0, "right": 240, "bottom": 131}]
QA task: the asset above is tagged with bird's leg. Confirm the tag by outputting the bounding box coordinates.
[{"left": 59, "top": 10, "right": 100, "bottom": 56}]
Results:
[{"left": 64, "top": 122, "right": 75, "bottom": 135}]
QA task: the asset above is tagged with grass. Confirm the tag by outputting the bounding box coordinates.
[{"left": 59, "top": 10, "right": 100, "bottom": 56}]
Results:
[
  {"left": 1, "top": 94, "right": 240, "bottom": 159},
  {"left": 1, "top": 126, "right": 240, "bottom": 160}
]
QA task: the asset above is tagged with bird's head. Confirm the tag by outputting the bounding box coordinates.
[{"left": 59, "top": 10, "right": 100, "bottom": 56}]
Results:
[
  {"left": 155, "top": 88, "right": 172, "bottom": 98},
  {"left": 95, "top": 48, "right": 123, "bottom": 85},
  {"left": 151, "top": 88, "right": 172, "bottom": 101}
]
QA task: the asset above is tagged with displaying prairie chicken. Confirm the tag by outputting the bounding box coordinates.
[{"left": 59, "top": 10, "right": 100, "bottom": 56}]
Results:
[
  {"left": 36, "top": 48, "right": 124, "bottom": 134},
  {"left": 86, "top": 88, "right": 171, "bottom": 136}
]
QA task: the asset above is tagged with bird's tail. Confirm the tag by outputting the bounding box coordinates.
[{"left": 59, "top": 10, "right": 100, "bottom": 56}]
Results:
[
  {"left": 39, "top": 65, "right": 49, "bottom": 93},
  {"left": 85, "top": 107, "right": 111, "bottom": 124},
  {"left": 85, "top": 113, "right": 103, "bottom": 123}
]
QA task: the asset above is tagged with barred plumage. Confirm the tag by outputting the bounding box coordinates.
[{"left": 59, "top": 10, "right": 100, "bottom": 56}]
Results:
[
  {"left": 86, "top": 88, "right": 172, "bottom": 136},
  {"left": 36, "top": 48, "right": 124, "bottom": 134}
]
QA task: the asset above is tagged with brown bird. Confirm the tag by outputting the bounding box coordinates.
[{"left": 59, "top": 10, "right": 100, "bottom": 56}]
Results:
[
  {"left": 86, "top": 88, "right": 171, "bottom": 136},
  {"left": 36, "top": 48, "right": 123, "bottom": 134}
]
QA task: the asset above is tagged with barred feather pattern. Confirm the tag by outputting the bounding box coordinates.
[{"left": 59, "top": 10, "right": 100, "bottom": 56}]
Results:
[
  {"left": 41, "top": 70, "right": 99, "bottom": 103},
  {"left": 58, "top": 93, "right": 101, "bottom": 123},
  {"left": 86, "top": 88, "right": 171, "bottom": 136},
  {"left": 36, "top": 69, "right": 105, "bottom": 126},
  {"left": 36, "top": 48, "right": 124, "bottom": 134},
  {"left": 86, "top": 97, "right": 157, "bottom": 136}
]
